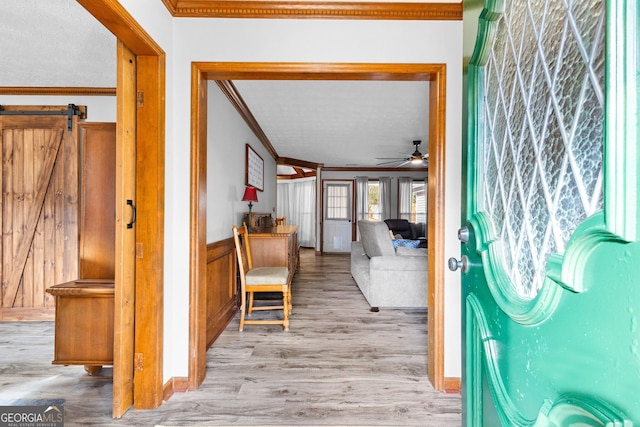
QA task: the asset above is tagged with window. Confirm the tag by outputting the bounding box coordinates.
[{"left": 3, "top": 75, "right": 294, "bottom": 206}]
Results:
[
  {"left": 325, "top": 183, "right": 350, "bottom": 220},
  {"left": 367, "top": 181, "right": 380, "bottom": 220},
  {"left": 399, "top": 179, "right": 427, "bottom": 223}
]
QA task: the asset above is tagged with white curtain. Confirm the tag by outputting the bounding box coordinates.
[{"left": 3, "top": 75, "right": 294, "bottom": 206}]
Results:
[
  {"left": 421, "top": 179, "right": 428, "bottom": 223},
  {"left": 398, "top": 176, "right": 413, "bottom": 221},
  {"left": 379, "top": 177, "right": 391, "bottom": 221},
  {"left": 276, "top": 177, "right": 316, "bottom": 247},
  {"left": 355, "top": 176, "right": 369, "bottom": 240}
]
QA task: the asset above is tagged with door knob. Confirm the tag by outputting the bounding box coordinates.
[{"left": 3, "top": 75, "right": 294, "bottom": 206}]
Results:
[{"left": 448, "top": 255, "right": 469, "bottom": 273}]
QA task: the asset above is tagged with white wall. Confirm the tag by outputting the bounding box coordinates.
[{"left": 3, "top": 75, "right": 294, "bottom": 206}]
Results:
[
  {"left": 207, "top": 83, "right": 277, "bottom": 242},
  {"left": 73, "top": 2, "right": 464, "bottom": 380}
]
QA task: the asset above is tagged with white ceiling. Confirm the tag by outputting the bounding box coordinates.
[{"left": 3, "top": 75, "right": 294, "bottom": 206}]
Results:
[
  {"left": 1, "top": 0, "right": 432, "bottom": 169},
  {"left": 0, "top": 1, "right": 116, "bottom": 87},
  {"left": 233, "top": 80, "right": 430, "bottom": 168}
]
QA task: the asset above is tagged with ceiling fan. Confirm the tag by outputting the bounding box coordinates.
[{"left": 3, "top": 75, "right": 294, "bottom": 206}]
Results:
[{"left": 376, "top": 140, "right": 428, "bottom": 167}]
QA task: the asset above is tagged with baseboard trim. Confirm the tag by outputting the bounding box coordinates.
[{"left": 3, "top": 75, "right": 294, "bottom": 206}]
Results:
[
  {"left": 0, "top": 307, "right": 55, "bottom": 321},
  {"left": 163, "top": 377, "right": 190, "bottom": 401},
  {"left": 444, "top": 377, "right": 461, "bottom": 394}
]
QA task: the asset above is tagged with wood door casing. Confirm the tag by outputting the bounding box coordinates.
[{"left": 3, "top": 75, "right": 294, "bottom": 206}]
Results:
[
  {"left": 77, "top": 0, "right": 167, "bottom": 414},
  {"left": 191, "top": 62, "right": 448, "bottom": 392}
]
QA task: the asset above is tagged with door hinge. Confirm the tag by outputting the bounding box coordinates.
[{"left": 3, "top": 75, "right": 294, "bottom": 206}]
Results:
[
  {"left": 135, "top": 353, "right": 144, "bottom": 371},
  {"left": 136, "top": 242, "right": 144, "bottom": 259},
  {"left": 137, "top": 91, "right": 144, "bottom": 107}
]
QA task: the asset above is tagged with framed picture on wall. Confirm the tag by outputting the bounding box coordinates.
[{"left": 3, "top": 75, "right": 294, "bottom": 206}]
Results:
[{"left": 245, "top": 143, "right": 264, "bottom": 191}]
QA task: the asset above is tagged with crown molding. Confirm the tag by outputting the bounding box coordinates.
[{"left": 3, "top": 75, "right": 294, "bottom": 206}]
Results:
[
  {"left": 161, "top": 0, "right": 179, "bottom": 14},
  {"left": 163, "top": 0, "right": 462, "bottom": 20},
  {"left": 215, "top": 80, "right": 279, "bottom": 160}
]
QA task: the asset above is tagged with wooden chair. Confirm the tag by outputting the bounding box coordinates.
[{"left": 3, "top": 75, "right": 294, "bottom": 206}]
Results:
[
  {"left": 275, "top": 216, "right": 287, "bottom": 226},
  {"left": 232, "top": 223, "right": 290, "bottom": 331}
]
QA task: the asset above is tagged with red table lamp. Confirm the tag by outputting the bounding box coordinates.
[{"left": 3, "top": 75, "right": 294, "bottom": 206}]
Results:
[{"left": 242, "top": 186, "right": 258, "bottom": 232}]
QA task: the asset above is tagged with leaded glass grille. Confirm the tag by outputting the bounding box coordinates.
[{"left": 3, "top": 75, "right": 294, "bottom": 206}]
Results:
[{"left": 481, "top": 0, "right": 605, "bottom": 298}]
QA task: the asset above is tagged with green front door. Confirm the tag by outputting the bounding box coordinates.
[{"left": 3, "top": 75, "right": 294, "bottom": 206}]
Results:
[{"left": 460, "top": 0, "right": 640, "bottom": 425}]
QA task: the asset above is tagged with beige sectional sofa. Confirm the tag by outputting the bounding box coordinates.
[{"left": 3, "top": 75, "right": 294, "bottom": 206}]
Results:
[{"left": 350, "top": 220, "right": 428, "bottom": 309}]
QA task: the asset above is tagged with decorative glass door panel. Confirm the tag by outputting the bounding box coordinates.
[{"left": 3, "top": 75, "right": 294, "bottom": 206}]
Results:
[
  {"left": 481, "top": 0, "right": 604, "bottom": 300},
  {"left": 462, "top": 0, "right": 640, "bottom": 425}
]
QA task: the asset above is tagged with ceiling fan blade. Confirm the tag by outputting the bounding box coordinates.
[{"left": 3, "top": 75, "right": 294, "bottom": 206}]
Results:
[
  {"left": 396, "top": 160, "right": 411, "bottom": 167},
  {"left": 376, "top": 159, "right": 406, "bottom": 166},
  {"left": 375, "top": 157, "right": 409, "bottom": 160}
]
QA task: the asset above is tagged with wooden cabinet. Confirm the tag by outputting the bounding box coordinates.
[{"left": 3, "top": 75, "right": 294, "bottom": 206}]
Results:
[
  {"left": 248, "top": 225, "right": 299, "bottom": 284},
  {"left": 47, "top": 279, "right": 114, "bottom": 374}
]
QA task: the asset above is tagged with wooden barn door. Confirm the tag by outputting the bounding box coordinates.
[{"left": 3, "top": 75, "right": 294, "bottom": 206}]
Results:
[{"left": 0, "top": 107, "right": 83, "bottom": 320}]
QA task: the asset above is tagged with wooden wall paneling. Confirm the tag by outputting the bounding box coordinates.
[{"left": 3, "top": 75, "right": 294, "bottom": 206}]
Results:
[
  {"left": 61, "top": 117, "right": 80, "bottom": 285},
  {"left": 205, "top": 239, "right": 238, "bottom": 349},
  {"left": 79, "top": 123, "right": 116, "bottom": 280},
  {"left": 54, "top": 116, "right": 80, "bottom": 288}
]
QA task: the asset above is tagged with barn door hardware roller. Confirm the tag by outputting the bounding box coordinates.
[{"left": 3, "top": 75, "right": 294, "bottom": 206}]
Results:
[{"left": 0, "top": 104, "right": 83, "bottom": 130}]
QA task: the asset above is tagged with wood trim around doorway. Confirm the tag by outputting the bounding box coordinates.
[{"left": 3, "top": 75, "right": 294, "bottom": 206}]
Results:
[
  {"left": 75, "top": 0, "right": 166, "bottom": 413},
  {"left": 190, "top": 62, "right": 447, "bottom": 391}
]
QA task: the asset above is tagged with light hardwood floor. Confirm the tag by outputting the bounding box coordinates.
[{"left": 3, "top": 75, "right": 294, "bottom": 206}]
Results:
[{"left": 0, "top": 249, "right": 461, "bottom": 426}]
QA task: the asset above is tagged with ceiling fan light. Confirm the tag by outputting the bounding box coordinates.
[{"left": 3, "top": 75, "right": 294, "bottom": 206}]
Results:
[{"left": 410, "top": 147, "right": 423, "bottom": 164}]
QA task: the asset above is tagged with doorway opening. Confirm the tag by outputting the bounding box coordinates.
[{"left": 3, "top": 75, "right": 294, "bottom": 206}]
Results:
[{"left": 190, "top": 62, "right": 447, "bottom": 391}]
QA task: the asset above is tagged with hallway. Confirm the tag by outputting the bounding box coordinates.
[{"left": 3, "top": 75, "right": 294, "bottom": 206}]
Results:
[{"left": 0, "top": 249, "right": 461, "bottom": 426}]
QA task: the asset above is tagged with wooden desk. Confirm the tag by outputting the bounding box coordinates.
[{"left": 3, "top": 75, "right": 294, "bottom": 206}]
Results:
[
  {"left": 46, "top": 279, "right": 114, "bottom": 375},
  {"left": 249, "top": 225, "right": 299, "bottom": 284}
]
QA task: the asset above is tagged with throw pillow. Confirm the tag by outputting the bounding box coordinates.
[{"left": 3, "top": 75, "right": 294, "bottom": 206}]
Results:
[{"left": 392, "top": 239, "right": 421, "bottom": 249}]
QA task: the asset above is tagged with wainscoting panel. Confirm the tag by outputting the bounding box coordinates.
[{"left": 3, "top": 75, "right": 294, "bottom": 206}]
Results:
[{"left": 205, "top": 238, "right": 238, "bottom": 348}]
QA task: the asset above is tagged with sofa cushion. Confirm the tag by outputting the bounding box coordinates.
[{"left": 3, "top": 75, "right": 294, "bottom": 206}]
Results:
[
  {"left": 384, "top": 219, "right": 413, "bottom": 239},
  {"left": 396, "top": 247, "right": 428, "bottom": 257},
  {"left": 409, "top": 222, "right": 426, "bottom": 239},
  {"left": 358, "top": 220, "right": 396, "bottom": 258}
]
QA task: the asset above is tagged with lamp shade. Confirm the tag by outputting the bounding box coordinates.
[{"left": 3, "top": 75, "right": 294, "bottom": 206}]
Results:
[{"left": 241, "top": 186, "right": 258, "bottom": 202}]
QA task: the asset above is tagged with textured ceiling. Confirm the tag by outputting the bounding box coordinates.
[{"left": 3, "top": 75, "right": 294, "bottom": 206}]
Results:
[
  {"left": 233, "top": 80, "right": 430, "bottom": 168},
  {"left": 1, "top": 0, "right": 431, "bottom": 169},
  {"left": 0, "top": 0, "right": 115, "bottom": 87}
]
